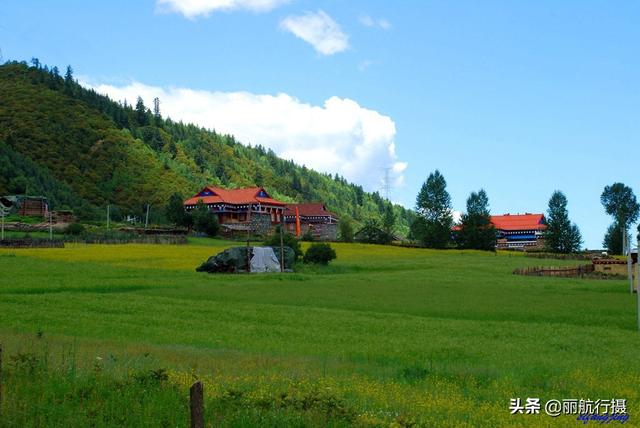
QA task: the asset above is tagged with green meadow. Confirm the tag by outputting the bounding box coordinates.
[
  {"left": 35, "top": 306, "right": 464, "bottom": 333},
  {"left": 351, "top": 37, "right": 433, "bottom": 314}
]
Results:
[{"left": 1, "top": 241, "right": 639, "bottom": 427}]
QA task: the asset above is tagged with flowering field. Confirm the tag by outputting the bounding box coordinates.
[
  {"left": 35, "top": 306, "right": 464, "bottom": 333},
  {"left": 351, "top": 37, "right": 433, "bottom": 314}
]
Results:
[{"left": 1, "top": 241, "right": 639, "bottom": 426}]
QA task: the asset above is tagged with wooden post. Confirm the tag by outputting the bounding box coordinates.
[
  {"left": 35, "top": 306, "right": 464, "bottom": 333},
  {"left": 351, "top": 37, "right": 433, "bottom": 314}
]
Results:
[
  {"left": 0, "top": 343, "right": 3, "bottom": 415},
  {"left": 145, "top": 203, "right": 150, "bottom": 230},
  {"left": 279, "top": 222, "right": 285, "bottom": 272},
  {"left": 107, "top": 204, "right": 110, "bottom": 230},
  {"left": 49, "top": 210, "right": 53, "bottom": 240},
  {"left": 190, "top": 381, "right": 204, "bottom": 428},
  {"left": 1, "top": 209, "right": 4, "bottom": 240},
  {"left": 626, "top": 231, "right": 634, "bottom": 294}
]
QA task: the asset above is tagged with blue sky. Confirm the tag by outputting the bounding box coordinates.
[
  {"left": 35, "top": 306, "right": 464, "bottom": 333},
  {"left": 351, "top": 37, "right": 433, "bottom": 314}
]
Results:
[{"left": 1, "top": 0, "right": 638, "bottom": 248}]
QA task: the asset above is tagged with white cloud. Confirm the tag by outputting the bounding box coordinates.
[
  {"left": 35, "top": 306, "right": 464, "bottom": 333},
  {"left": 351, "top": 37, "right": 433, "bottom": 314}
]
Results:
[
  {"left": 280, "top": 10, "right": 349, "bottom": 55},
  {"left": 156, "top": 0, "right": 289, "bottom": 18},
  {"left": 358, "top": 15, "right": 391, "bottom": 30},
  {"left": 358, "top": 59, "right": 374, "bottom": 72},
  {"left": 81, "top": 80, "right": 406, "bottom": 192}
]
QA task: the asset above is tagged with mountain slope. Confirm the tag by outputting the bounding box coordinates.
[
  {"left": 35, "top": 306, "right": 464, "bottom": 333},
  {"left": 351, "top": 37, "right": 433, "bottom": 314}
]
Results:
[{"left": 0, "top": 61, "right": 414, "bottom": 232}]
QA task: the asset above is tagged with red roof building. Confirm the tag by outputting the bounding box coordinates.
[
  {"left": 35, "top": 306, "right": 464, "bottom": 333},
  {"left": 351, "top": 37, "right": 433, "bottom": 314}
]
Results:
[
  {"left": 183, "top": 186, "right": 285, "bottom": 228},
  {"left": 492, "top": 213, "right": 546, "bottom": 250},
  {"left": 283, "top": 203, "right": 339, "bottom": 240}
]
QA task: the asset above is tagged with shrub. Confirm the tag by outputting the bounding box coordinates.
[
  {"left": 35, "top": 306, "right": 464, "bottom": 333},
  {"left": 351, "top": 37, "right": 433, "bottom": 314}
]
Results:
[
  {"left": 301, "top": 229, "right": 315, "bottom": 242},
  {"left": 339, "top": 218, "right": 354, "bottom": 243},
  {"left": 64, "top": 223, "right": 86, "bottom": 235},
  {"left": 264, "top": 226, "right": 302, "bottom": 260},
  {"left": 303, "top": 243, "right": 337, "bottom": 265}
]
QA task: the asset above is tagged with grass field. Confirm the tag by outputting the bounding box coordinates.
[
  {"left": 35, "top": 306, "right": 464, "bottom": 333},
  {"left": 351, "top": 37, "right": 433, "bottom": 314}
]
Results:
[{"left": 1, "top": 240, "right": 639, "bottom": 427}]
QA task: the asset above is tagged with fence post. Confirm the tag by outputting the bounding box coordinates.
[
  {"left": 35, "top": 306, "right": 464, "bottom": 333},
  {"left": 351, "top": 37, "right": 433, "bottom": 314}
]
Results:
[
  {"left": 190, "top": 381, "right": 204, "bottom": 428},
  {"left": 0, "top": 343, "right": 3, "bottom": 415}
]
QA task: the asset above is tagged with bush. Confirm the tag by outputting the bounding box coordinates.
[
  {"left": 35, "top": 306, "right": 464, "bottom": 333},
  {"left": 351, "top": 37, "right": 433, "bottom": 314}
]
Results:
[
  {"left": 339, "top": 218, "right": 354, "bottom": 243},
  {"left": 264, "top": 226, "right": 302, "bottom": 260},
  {"left": 300, "top": 229, "right": 315, "bottom": 242},
  {"left": 303, "top": 243, "right": 337, "bottom": 265},
  {"left": 64, "top": 223, "right": 86, "bottom": 235}
]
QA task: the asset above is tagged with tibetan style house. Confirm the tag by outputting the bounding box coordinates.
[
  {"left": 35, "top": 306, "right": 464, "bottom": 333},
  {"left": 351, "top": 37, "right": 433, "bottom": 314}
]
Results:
[
  {"left": 0, "top": 195, "right": 49, "bottom": 218},
  {"left": 283, "top": 203, "right": 339, "bottom": 241},
  {"left": 183, "top": 186, "right": 285, "bottom": 234},
  {"left": 492, "top": 213, "right": 546, "bottom": 250}
]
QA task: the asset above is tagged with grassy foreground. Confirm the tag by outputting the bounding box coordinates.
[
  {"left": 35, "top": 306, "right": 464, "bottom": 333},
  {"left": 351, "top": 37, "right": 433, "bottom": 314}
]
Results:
[{"left": 0, "top": 240, "right": 639, "bottom": 427}]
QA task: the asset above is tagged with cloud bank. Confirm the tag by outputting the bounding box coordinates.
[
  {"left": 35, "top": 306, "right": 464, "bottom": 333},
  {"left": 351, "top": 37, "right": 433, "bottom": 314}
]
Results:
[
  {"left": 280, "top": 10, "right": 349, "bottom": 55},
  {"left": 156, "top": 0, "right": 289, "bottom": 18},
  {"left": 82, "top": 80, "right": 406, "bottom": 191}
]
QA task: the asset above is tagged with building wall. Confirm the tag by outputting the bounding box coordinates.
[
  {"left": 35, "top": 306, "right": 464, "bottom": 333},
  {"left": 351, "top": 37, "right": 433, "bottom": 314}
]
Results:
[
  {"left": 284, "top": 221, "right": 337, "bottom": 241},
  {"left": 594, "top": 262, "right": 630, "bottom": 277}
]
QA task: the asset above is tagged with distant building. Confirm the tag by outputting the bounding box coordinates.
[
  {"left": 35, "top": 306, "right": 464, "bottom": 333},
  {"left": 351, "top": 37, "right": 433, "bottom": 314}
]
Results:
[
  {"left": 492, "top": 213, "right": 546, "bottom": 250},
  {"left": 284, "top": 203, "right": 339, "bottom": 241},
  {"left": 183, "top": 186, "right": 285, "bottom": 234},
  {"left": 0, "top": 195, "right": 49, "bottom": 218}
]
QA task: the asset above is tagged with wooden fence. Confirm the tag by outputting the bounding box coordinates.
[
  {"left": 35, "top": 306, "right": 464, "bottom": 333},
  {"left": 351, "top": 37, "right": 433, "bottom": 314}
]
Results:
[
  {"left": 513, "top": 264, "right": 594, "bottom": 277},
  {"left": 0, "top": 239, "right": 64, "bottom": 248}
]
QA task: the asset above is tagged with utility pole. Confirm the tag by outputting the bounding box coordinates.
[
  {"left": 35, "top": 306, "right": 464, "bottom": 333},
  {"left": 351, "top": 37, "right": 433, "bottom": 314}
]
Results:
[
  {"left": 107, "top": 204, "right": 110, "bottom": 230},
  {"left": 637, "top": 234, "right": 640, "bottom": 331},
  {"left": 1, "top": 209, "right": 5, "bottom": 240},
  {"left": 625, "top": 228, "right": 633, "bottom": 293},
  {"left": 145, "top": 204, "right": 150, "bottom": 230},
  {"left": 279, "top": 221, "right": 284, "bottom": 273},
  {"left": 49, "top": 210, "right": 53, "bottom": 240}
]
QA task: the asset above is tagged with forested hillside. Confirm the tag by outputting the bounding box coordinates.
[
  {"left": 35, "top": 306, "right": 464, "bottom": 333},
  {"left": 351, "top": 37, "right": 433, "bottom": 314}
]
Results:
[{"left": 0, "top": 60, "right": 414, "bottom": 233}]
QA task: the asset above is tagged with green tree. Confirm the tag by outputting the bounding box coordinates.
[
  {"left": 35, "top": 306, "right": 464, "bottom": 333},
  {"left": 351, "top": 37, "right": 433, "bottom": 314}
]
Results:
[
  {"left": 191, "top": 200, "right": 219, "bottom": 236},
  {"left": 457, "top": 189, "right": 496, "bottom": 251},
  {"left": 382, "top": 203, "right": 396, "bottom": 239},
  {"left": 415, "top": 170, "right": 453, "bottom": 248},
  {"left": 603, "top": 222, "right": 624, "bottom": 255},
  {"left": 64, "top": 65, "right": 73, "bottom": 82},
  {"left": 165, "top": 193, "right": 191, "bottom": 227},
  {"left": 339, "top": 216, "right": 354, "bottom": 243},
  {"left": 601, "top": 183, "right": 639, "bottom": 252},
  {"left": 135, "top": 97, "right": 149, "bottom": 126},
  {"left": 543, "top": 191, "right": 582, "bottom": 253}
]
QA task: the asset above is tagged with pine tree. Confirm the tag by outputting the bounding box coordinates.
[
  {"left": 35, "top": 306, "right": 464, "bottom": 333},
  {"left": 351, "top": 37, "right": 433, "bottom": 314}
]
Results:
[
  {"left": 457, "top": 189, "right": 496, "bottom": 251},
  {"left": 544, "top": 191, "right": 582, "bottom": 253},
  {"left": 603, "top": 222, "right": 624, "bottom": 255},
  {"left": 382, "top": 202, "right": 396, "bottom": 241},
  {"left": 165, "top": 193, "right": 191, "bottom": 227},
  {"left": 135, "top": 96, "right": 149, "bottom": 126},
  {"left": 415, "top": 170, "right": 453, "bottom": 248},
  {"left": 64, "top": 65, "right": 73, "bottom": 83}
]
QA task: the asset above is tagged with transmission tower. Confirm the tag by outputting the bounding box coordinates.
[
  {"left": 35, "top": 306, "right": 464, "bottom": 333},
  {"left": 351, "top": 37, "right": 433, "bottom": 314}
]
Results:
[{"left": 380, "top": 166, "right": 393, "bottom": 200}]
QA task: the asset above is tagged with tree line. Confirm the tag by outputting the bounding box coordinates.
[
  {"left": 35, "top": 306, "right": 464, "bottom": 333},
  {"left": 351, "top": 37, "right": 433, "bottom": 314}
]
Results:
[{"left": 408, "top": 170, "right": 640, "bottom": 254}]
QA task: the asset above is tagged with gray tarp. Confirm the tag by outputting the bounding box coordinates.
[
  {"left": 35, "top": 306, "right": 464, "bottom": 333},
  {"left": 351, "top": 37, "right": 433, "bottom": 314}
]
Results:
[
  {"left": 250, "top": 247, "right": 281, "bottom": 273},
  {"left": 196, "top": 246, "right": 295, "bottom": 274}
]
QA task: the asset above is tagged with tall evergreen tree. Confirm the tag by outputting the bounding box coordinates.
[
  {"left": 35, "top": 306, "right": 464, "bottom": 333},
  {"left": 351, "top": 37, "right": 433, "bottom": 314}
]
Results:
[
  {"left": 165, "top": 193, "right": 191, "bottom": 227},
  {"left": 382, "top": 202, "right": 396, "bottom": 241},
  {"left": 543, "top": 190, "right": 582, "bottom": 253},
  {"left": 64, "top": 65, "right": 73, "bottom": 82},
  {"left": 135, "top": 96, "right": 149, "bottom": 126},
  {"left": 415, "top": 170, "right": 453, "bottom": 248},
  {"left": 457, "top": 189, "right": 496, "bottom": 251},
  {"left": 603, "top": 222, "right": 624, "bottom": 255}
]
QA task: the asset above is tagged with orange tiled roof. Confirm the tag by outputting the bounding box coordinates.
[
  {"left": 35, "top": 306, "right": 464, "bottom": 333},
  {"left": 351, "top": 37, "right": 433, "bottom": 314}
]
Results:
[
  {"left": 284, "top": 203, "right": 338, "bottom": 218},
  {"left": 490, "top": 213, "right": 546, "bottom": 231},
  {"left": 183, "top": 186, "right": 285, "bottom": 206}
]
